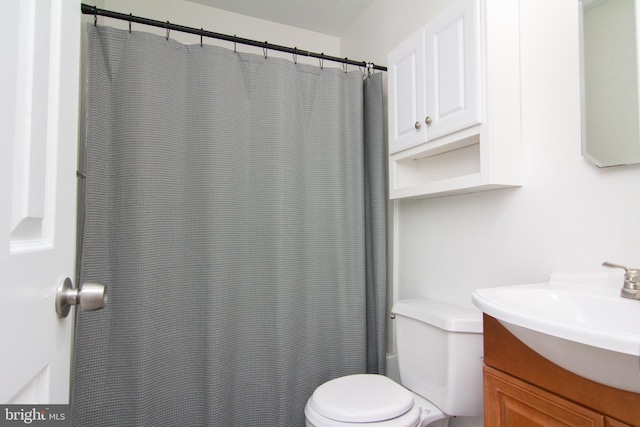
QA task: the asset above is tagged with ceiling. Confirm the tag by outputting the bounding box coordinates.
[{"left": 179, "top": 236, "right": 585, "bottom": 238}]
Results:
[{"left": 186, "top": 0, "right": 375, "bottom": 36}]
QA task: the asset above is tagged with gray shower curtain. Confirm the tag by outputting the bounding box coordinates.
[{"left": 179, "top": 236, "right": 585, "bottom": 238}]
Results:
[{"left": 71, "top": 25, "right": 386, "bottom": 427}]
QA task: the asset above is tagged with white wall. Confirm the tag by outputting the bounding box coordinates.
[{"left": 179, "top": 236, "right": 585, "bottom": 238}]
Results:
[{"left": 342, "top": 1, "right": 640, "bottom": 426}]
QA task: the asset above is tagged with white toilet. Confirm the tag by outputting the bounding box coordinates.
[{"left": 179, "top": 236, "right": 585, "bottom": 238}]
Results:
[{"left": 304, "top": 298, "right": 484, "bottom": 427}]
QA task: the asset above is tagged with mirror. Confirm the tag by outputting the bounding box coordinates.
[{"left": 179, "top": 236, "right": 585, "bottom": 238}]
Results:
[{"left": 580, "top": 0, "right": 640, "bottom": 167}]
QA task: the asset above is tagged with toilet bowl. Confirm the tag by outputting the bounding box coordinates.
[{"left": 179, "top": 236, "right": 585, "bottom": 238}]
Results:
[
  {"left": 304, "top": 374, "right": 448, "bottom": 427},
  {"left": 304, "top": 298, "right": 484, "bottom": 427}
]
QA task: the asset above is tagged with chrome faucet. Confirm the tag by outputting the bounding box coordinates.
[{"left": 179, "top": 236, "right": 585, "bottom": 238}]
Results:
[{"left": 602, "top": 262, "right": 640, "bottom": 299}]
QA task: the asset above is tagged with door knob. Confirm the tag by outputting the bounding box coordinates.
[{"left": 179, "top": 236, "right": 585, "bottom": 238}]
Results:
[
  {"left": 425, "top": 116, "right": 432, "bottom": 125},
  {"left": 55, "top": 277, "right": 108, "bottom": 318},
  {"left": 414, "top": 121, "right": 422, "bottom": 130}
]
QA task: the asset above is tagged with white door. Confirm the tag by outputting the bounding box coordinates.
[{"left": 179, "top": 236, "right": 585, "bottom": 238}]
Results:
[
  {"left": 0, "top": 0, "right": 80, "bottom": 404},
  {"left": 388, "top": 29, "right": 426, "bottom": 154},
  {"left": 425, "top": 0, "right": 481, "bottom": 140}
]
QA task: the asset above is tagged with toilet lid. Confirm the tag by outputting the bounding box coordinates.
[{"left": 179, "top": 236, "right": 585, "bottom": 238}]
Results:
[{"left": 309, "top": 374, "right": 415, "bottom": 423}]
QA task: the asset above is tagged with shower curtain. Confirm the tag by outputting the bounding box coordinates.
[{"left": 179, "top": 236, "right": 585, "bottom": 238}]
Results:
[{"left": 71, "top": 25, "right": 386, "bottom": 427}]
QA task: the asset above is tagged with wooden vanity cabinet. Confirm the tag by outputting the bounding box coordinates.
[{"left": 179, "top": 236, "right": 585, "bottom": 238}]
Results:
[{"left": 482, "top": 314, "right": 640, "bottom": 426}]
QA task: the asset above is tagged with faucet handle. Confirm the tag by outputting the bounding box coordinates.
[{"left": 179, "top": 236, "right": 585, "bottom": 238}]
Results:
[
  {"left": 603, "top": 262, "right": 640, "bottom": 299},
  {"left": 602, "top": 262, "right": 640, "bottom": 278},
  {"left": 603, "top": 261, "right": 628, "bottom": 271}
]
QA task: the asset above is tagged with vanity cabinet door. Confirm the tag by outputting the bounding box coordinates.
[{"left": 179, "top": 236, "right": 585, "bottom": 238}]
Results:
[
  {"left": 425, "top": 0, "right": 481, "bottom": 140},
  {"left": 606, "top": 418, "right": 634, "bottom": 427},
  {"left": 388, "top": 29, "right": 426, "bottom": 154},
  {"left": 484, "top": 366, "right": 605, "bottom": 427}
]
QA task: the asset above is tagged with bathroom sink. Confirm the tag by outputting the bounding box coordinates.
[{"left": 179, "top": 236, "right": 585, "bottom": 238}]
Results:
[{"left": 472, "top": 272, "right": 640, "bottom": 394}]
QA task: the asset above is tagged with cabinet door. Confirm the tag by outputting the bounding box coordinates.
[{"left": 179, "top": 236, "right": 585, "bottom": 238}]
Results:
[
  {"left": 388, "top": 29, "right": 426, "bottom": 154},
  {"left": 425, "top": 0, "right": 481, "bottom": 140},
  {"left": 605, "top": 417, "right": 634, "bottom": 427},
  {"left": 484, "top": 367, "right": 605, "bottom": 427}
]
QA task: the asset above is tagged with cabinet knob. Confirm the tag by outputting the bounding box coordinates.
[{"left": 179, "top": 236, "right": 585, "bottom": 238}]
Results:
[
  {"left": 425, "top": 116, "right": 432, "bottom": 125},
  {"left": 414, "top": 121, "right": 422, "bottom": 130}
]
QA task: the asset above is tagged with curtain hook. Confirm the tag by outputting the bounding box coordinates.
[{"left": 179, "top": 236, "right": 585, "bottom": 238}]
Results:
[
  {"left": 343, "top": 58, "right": 348, "bottom": 74},
  {"left": 128, "top": 13, "right": 132, "bottom": 33},
  {"left": 263, "top": 41, "right": 268, "bottom": 59},
  {"left": 200, "top": 29, "right": 203, "bottom": 47},
  {"left": 319, "top": 53, "right": 324, "bottom": 70},
  {"left": 93, "top": 5, "right": 98, "bottom": 27},
  {"left": 233, "top": 35, "right": 237, "bottom": 53},
  {"left": 166, "top": 21, "right": 170, "bottom": 41},
  {"left": 293, "top": 47, "right": 297, "bottom": 65}
]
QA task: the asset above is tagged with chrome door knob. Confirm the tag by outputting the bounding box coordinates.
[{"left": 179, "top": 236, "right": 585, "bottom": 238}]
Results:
[
  {"left": 55, "top": 277, "right": 108, "bottom": 318},
  {"left": 414, "top": 121, "right": 422, "bottom": 130}
]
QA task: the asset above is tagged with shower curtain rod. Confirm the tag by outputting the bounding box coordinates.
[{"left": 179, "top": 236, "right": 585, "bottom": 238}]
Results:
[{"left": 81, "top": 4, "right": 387, "bottom": 72}]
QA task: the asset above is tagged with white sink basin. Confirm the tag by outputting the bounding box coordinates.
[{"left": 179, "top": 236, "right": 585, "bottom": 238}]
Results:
[{"left": 472, "top": 272, "right": 640, "bottom": 393}]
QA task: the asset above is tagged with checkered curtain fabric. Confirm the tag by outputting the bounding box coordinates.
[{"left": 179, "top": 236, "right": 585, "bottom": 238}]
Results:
[{"left": 72, "top": 25, "right": 386, "bottom": 427}]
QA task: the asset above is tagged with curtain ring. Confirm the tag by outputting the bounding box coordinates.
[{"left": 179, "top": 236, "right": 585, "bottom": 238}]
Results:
[
  {"left": 319, "top": 54, "right": 324, "bottom": 70},
  {"left": 128, "top": 13, "right": 132, "bottom": 33},
  {"left": 263, "top": 41, "right": 268, "bottom": 59},
  {"left": 166, "top": 21, "right": 170, "bottom": 40},
  {"left": 293, "top": 47, "right": 297, "bottom": 65},
  {"left": 93, "top": 5, "right": 97, "bottom": 27}
]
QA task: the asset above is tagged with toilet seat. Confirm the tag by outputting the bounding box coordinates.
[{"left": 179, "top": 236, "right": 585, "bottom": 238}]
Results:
[
  {"left": 305, "top": 374, "right": 423, "bottom": 426},
  {"left": 310, "top": 374, "right": 415, "bottom": 422},
  {"left": 305, "top": 399, "right": 421, "bottom": 427}
]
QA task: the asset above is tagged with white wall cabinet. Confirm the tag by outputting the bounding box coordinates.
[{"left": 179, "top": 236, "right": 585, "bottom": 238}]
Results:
[{"left": 387, "top": 0, "right": 521, "bottom": 199}]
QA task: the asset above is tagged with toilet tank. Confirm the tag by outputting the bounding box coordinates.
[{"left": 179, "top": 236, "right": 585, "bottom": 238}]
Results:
[{"left": 392, "top": 298, "right": 483, "bottom": 416}]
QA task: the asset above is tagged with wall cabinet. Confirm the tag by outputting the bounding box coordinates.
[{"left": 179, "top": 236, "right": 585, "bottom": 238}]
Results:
[
  {"left": 388, "top": 0, "right": 480, "bottom": 153},
  {"left": 387, "top": 0, "right": 521, "bottom": 199},
  {"left": 483, "top": 314, "right": 639, "bottom": 427}
]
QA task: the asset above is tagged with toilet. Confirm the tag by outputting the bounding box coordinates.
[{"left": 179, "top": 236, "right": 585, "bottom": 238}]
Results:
[{"left": 304, "top": 298, "right": 484, "bottom": 427}]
